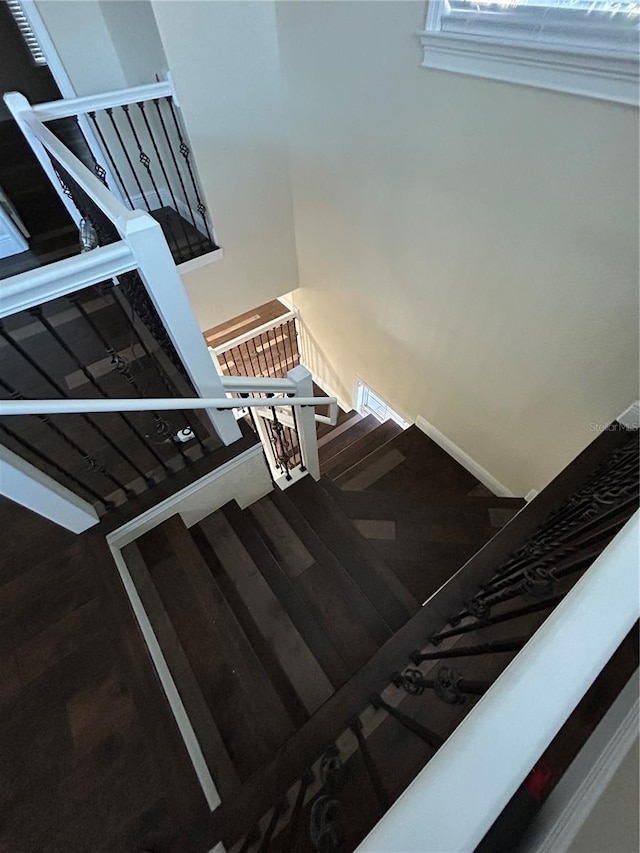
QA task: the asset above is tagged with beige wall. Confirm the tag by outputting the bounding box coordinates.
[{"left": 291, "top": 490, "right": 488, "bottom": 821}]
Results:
[
  {"left": 276, "top": 1, "right": 639, "bottom": 495},
  {"left": 36, "top": 0, "right": 127, "bottom": 95},
  {"left": 151, "top": 0, "right": 299, "bottom": 332}
]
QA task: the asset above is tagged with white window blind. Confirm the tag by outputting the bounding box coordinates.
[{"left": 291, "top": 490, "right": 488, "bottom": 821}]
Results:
[
  {"left": 7, "top": 0, "right": 48, "bottom": 66},
  {"left": 440, "top": 1, "right": 640, "bottom": 54},
  {"left": 420, "top": 1, "right": 640, "bottom": 103}
]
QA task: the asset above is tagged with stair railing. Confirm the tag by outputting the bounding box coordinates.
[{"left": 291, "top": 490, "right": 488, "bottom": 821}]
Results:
[
  {"left": 1, "top": 88, "right": 334, "bottom": 524},
  {"left": 5, "top": 81, "right": 217, "bottom": 266}
]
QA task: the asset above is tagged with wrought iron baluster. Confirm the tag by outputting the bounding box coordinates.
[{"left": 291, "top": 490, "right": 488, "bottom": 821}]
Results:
[
  {"left": 482, "top": 507, "right": 632, "bottom": 594},
  {"left": 105, "top": 107, "right": 153, "bottom": 213},
  {"left": 256, "top": 800, "right": 288, "bottom": 853},
  {"left": 0, "top": 376, "right": 132, "bottom": 500},
  {"left": 0, "top": 420, "right": 112, "bottom": 510},
  {"left": 166, "top": 96, "right": 214, "bottom": 242},
  {"left": 241, "top": 340, "right": 254, "bottom": 377},
  {"left": 392, "top": 667, "right": 492, "bottom": 704},
  {"left": 121, "top": 103, "right": 184, "bottom": 262},
  {"left": 261, "top": 329, "right": 278, "bottom": 378},
  {"left": 88, "top": 110, "right": 136, "bottom": 208},
  {"left": 284, "top": 770, "right": 314, "bottom": 853},
  {"left": 309, "top": 747, "right": 346, "bottom": 853},
  {"left": 117, "top": 269, "right": 190, "bottom": 380},
  {"left": 411, "top": 636, "right": 528, "bottom": 664},
  {"left": 350, "top": 717, "right": 389, "bottom": 811},
  {"left": 69, "top": 293, "right": 192, "bottom": 467},
  {"left": 370, "top": 693, "right": 444, "bottom": 750},
  {"left": 137, "top": 100, "right": 197, "bottom": 258},
  {"left": 0, "top": 320, "right": 152, "bottom": 488},
  {"left": 153, "top": 97, "right": 200, "bottom": 231},
  {"left": 28, "top": 306, "right": 169, "bottom": 480},
  {"left": 429, "top": 594, "right": 565, "bottom": 645},
  {"left": 269, "top": 401, "right": 293, "bottom": 480},
  {"left": 108, "top": 284, "right": 208, "bottom": 453}
]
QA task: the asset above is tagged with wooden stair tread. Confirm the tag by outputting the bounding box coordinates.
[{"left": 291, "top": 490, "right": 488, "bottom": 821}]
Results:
[
  {"left": 267, "top": 490, "right": 392, "bottom": 664},
  {"left": 196, "top": 510, "right": 334, "bottom": 715},
  {"left": 322, "top": 420, "right": 403, "bottom": 479},
  {"left": 290, "top": 477, "right": 419, "bottom": 630},
  {"left": 134, "top": 515, "right": 294, "bottom": 781},
  {"left": 121, "top": 540, "right": 240, "bottom": 799},
  {"left": 221, "top": 500, "right": 350, "bottom": 688},
  {"left": 318, "top": 413, "right": 378, "bottom": 466}
]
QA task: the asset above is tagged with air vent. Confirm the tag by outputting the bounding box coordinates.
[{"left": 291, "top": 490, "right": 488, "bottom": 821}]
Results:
[{"left": 7, "top": 0, "right": 47, "bottom": 66}]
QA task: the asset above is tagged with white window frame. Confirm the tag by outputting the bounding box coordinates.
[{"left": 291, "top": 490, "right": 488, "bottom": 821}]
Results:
[{"left": 419, "top": 1, "right": 640, "bottom": 105}]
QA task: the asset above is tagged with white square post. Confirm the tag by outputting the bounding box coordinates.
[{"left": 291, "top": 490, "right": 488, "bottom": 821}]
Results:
[{"left": 288, "top": 364, "right": 320, "bottom": 480}]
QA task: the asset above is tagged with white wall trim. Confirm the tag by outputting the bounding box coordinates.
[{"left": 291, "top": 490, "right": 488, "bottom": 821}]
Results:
[
  {"left": 178, "top": 247, "right": 224, "bottom": 276},
  {"left": 106, "top": 445, "right": 272, "bottom": 810},
  {"left": 518, "top": 672, "right": 639, "bottom": 853},
  {"left": 415, "top": 414, "right": 516, "bottom": 497},
  {"left": 0, "top": 444, "right": 99, "bottom": 533},
  {"left": 617, "top": 401, "right": 640, "bottom": 430},
  {"left": 107, "top": 443, "right": 269, "bottom": 548},
  {"left": 108, "top": 544, "right": 220, "bottom": 810}
]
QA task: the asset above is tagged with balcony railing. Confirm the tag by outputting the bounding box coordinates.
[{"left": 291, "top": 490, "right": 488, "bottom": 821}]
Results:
[{"left": 5, "top": 80, "right": 217, "bottom": 267}]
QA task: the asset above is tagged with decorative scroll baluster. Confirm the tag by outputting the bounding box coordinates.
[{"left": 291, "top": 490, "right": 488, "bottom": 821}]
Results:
[
  {"left": 88, "top": 110, "right": 136, "bottom": 208},
  {"left": 166, "top": 96, "right": 214, "bottom": 242},
  {"left": 370, "top": 693, "right": 444, "bottom": 750},
  {"left": 430, "top": 594, "right": 565, "bottom": 646},
  {"left": 106, "top": 283, "right": 208, "bottom": 453},
  {"left": 392, "top": 668, "right": 492, "bottom": 704},
  {"left": 284, "top": 770, "right": 314, "bottom": 853},
  {"left": 116, "top": 269, "right": 190, "bottom": 381},
  {"left": 350, "top": 716, "right": 389, "bottom": 812},
  {"left": 137, "top": 100, "right": 197, "bottom": 258},
  {"left": 106, "top": 106, "right": 153, "bottom": 213},
  {"left": 0, "top": 320, "right": 152, "bottom": 489},
  {"left": 0, "top": 376, "right": 131, "bottom": 501},
  {"left": 121, "top": 104, "right": 184, "bottom": 262},
  {"left": 69, "top": 293, "right": 192, "bottom": 467},
  {"left": 309, "top": 747, "right": 346, "bottom": 853},
  {"left": 28, "top": 306, "right": 169, "bottom": 481},
  {"left": 0, "top": 420, "right": 112, "bottom": 510},
  {"left": 153, "top": 97, "right": 200, "bottom": 233}
]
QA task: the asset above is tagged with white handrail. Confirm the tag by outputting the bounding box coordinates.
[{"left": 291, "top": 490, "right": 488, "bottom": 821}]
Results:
[
  {"left": 356, "top": 511, "right": 640, "bottom": 853},
  {"left": 30, "top": 80, "right": 174, "bottom": 121},
  {"left": 209, "top": 309, "right": 297, "bottom": 356},
  {"left": 0, "top": 241, "right": 136, "bottom": 318},
  {"left": 0, "top": 396, "right": 337, "bottom": 416}
]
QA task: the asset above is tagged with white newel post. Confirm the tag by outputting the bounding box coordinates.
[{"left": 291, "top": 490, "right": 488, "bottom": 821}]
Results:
[
  {"left": 124, "top": 214, "right": 242, "bottom": 446},
  {"left": 0, "top": 445, "right": 99, "bottom": 533},
  {"left": 288, "top": 365, "right": 321, "bottom": 480},
  {"left": 4, "top": 92, "right": 80, "bottom": 225}
]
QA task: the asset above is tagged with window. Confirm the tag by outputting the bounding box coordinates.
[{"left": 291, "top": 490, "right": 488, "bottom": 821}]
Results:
[
  {"left": 420, "top": 1, "right": 640, "bottom": 104},
  {"left": 355, "top": 381, "right": 410, "bottom": 429},
  {"left": 7, "top": 0, "right": 48, "bottom": 66}
]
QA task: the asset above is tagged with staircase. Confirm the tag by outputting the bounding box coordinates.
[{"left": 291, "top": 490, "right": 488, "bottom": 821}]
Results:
[{"left": 119, "top": 410, "right": 556, "bottom": 848}]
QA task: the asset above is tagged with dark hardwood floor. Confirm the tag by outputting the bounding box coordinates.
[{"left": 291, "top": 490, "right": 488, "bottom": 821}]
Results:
[{"left": 0, "top": 496, "right": 208, "bottom": 853}]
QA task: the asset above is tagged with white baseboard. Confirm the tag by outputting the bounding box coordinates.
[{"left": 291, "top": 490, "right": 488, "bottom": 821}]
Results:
[
  {"left": 618, "top": 401, "right": 640, "bottom": 430},
  {"left": 306, "top": 368, "right": 351, "bottom": 413},
  {"left": 106, "top": 444, "right": 272, "bottom": 810},
  {"left": 415, "top": 415, "right": 516, "bottom": 497}
]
